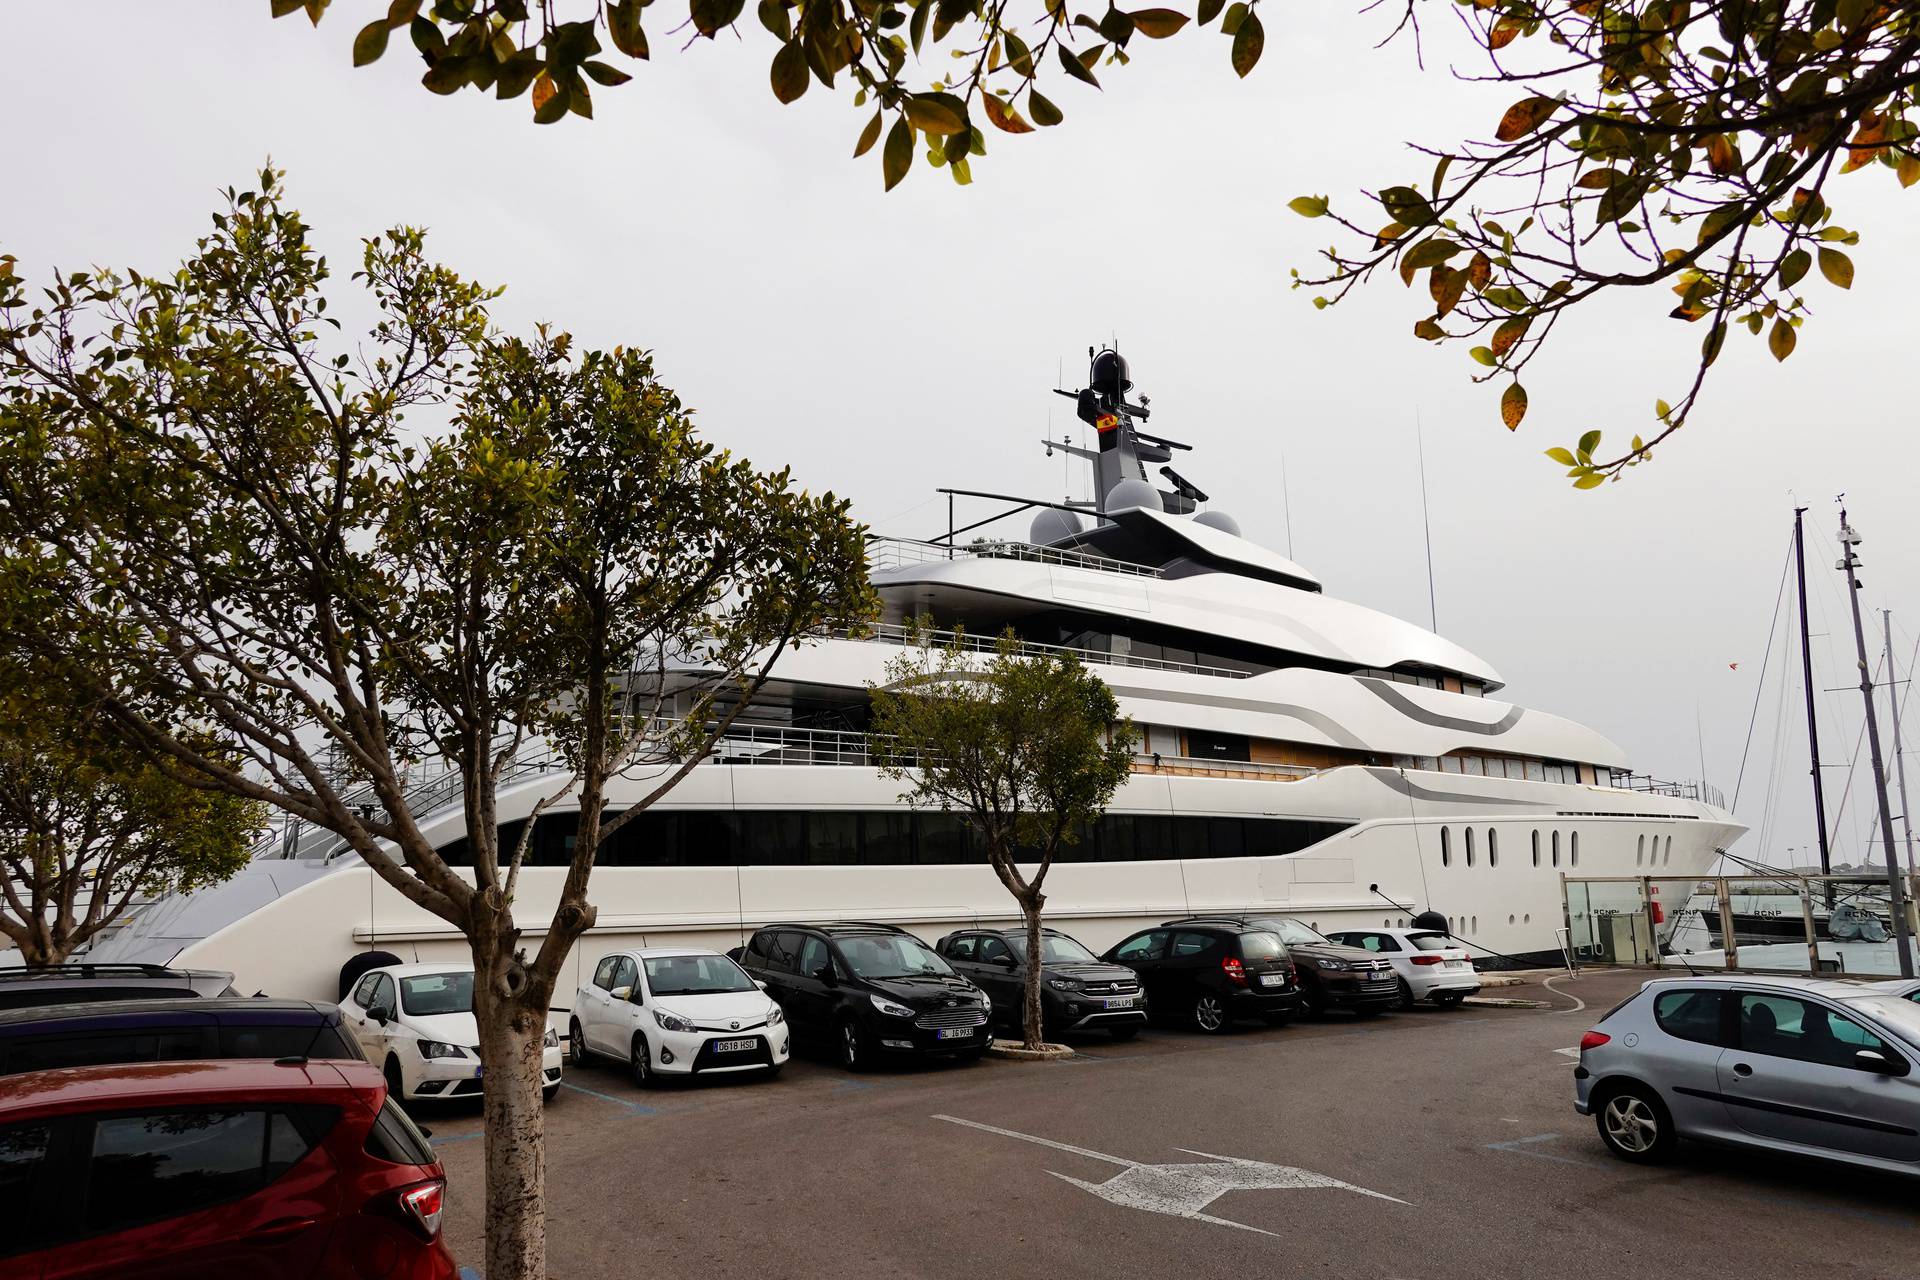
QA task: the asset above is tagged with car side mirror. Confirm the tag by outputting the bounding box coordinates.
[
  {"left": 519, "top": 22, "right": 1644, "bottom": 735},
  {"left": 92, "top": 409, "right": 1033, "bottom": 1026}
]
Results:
[
  {"left": 370, "top": 1007, "right": 390, "bottom": 1026},
  {"left": 753, "top": 979, "right": 768, "bottom": 991},
  {"left": 610, "top": 985, "right": 633, "bottom": 1002},
  {"left": 1856, "top": 1048, "right": 1909, "bottom": 1077},
  {"left": 811, "top": 964, "right": 835, "bottom": 983},
  {"left": 999, "top": 955, "right": 1018, "bottom": 969}
]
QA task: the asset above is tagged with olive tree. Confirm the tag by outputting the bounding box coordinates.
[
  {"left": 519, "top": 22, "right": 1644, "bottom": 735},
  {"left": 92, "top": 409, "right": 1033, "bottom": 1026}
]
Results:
[
  {"left": 0, "top": 170, "right": 875, "bottom": 1280},
  {"left": 868, "top": 628, "right": 1133, "bottom": 1050}
]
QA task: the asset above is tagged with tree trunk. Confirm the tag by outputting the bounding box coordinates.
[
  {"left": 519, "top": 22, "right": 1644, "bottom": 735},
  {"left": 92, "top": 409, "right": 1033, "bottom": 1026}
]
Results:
[
  {"left": 471, "top": 946, "right": 552, "bottom": 1280},
  {"left": 1020, "top": 890, "right": 1046, "bottom": 1050}
]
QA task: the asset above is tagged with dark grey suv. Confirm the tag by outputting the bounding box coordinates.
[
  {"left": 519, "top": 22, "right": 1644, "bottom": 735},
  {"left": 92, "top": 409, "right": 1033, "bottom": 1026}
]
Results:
[{"left": 936, "top": 927, "right": 1147, "bottom": 1039}]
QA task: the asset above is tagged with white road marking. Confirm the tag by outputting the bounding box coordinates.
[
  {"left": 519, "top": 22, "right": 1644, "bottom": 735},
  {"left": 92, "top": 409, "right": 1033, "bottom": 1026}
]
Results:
[
  {"left": 1553, "top": 1047, "right": 1580, "bottom": 1059},
  {"left": 932, "top": 1114, "right": 1408, "bottom": 1237},
  {"left": 1542, "top": 975, "right": 1586, "bottom": 1013}
]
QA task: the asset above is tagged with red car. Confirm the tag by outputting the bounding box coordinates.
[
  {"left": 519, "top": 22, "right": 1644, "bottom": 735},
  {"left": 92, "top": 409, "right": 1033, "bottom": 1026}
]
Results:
[{"left": 0, "top": 1057, "right": 458, "bottom": 1279}]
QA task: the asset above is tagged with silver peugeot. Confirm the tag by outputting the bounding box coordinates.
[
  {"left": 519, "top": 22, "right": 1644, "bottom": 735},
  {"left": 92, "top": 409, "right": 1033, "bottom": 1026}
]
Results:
[{"left": 1574, "top": 973, "right": 1920, "bottom": 1174}]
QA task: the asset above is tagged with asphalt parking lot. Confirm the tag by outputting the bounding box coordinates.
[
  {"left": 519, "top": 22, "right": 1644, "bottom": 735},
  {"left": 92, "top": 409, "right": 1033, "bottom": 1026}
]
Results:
[{"left": 421, "top": 968, "right": 1920, "bottom": 1279}]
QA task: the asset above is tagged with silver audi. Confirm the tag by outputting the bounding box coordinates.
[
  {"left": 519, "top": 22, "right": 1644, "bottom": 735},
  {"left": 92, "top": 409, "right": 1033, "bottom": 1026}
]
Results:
[{"left": 1573, "top": 972, "right": 1920, "bottom": 1174}]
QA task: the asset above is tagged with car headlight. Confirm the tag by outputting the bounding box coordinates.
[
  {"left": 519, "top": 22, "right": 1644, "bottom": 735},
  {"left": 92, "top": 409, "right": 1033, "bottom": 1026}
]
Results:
[
  {"left": 1048, "top": 977, "right": 1083, "bottom": 991},
  {"left": 652, "top": 1008, "right": 694, "bottom": 1033},
  {"left": 543, "top": 1026, "right": 560, "bottom": 1048},
  {"left": 417, "top": 1039, "right": 465, "bottom": 1060},
  {"left": 1314, "top": 958, "right": 1352, "bottom": 971},
  {"left": 870, "top": 993, "right": 916, "bottom": 1018},
  {"left": 766, "top": 1004, "right": 785, "bottom": 1026}
]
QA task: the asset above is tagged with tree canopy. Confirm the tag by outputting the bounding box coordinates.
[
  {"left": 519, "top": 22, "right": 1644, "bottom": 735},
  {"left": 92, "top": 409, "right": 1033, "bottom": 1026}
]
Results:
[
  {"left": 869, "top": 627, "right": 1134, "bottom": 1049},
  {"left": 0, "top": 168, "right": 875, "bottom": 1279},
  {"left": 273, "top": 0, "right": 1920, "bottom": 479}
]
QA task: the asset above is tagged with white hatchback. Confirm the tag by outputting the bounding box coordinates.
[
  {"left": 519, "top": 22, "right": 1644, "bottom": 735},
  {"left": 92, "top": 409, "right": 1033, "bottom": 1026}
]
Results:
[
  {"left": 341, "top": 962, "right": 565, "bottom": 1103},
  {"left": 1325, "top": 928, "right": 1480, "bottom": 1008},
  {"left": 568, "top": 947, "right": 790, "bottom": 1086}
]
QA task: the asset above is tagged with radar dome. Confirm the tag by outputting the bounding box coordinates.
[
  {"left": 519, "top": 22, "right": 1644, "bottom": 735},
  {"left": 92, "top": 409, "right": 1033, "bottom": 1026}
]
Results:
[
  {"left": 1030, "top": 507, "right": 1086, "bottom": 546},
  {"left": 1106, "top": 478, "right": 1163, "bottom": 513},
  {"left": 1192, "top": 510, "right": 1242, "bottom": 537}
]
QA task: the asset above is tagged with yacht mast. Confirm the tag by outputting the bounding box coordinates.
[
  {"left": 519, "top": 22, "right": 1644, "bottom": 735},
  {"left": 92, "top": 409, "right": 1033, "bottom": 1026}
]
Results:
[
  {"left": 1792, "top": 505, "right": 1833, "bottom": 877},
  {"left": 1836, "top": 503, "right": 1913, "bottom": 977},
  {"left": 1885, "top": 608, "right": 1916, "bottom": 875}
]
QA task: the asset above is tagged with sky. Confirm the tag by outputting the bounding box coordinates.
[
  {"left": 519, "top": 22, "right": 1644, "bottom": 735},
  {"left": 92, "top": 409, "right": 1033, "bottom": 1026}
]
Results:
[{"left": 6, "top": 3, "right": 1917, "bottom": 869}]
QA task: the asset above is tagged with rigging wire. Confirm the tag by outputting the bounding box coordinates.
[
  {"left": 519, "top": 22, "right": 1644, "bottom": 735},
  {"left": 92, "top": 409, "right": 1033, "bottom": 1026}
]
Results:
[{"left": 1732, "top": 528, "right": 1795, "bottom": 812}]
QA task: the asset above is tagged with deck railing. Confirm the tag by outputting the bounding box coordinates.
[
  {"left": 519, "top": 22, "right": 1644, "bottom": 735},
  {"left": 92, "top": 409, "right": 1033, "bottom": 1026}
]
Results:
[
  {"left": 814, "top": 621, "right": 1253, "bottom": 681},
  {"left": 866, "top": 535, "right": 1161, "bottom": 579},
  {"left": 1609, "top": 773, "right": 1726, "bottom": 809}
]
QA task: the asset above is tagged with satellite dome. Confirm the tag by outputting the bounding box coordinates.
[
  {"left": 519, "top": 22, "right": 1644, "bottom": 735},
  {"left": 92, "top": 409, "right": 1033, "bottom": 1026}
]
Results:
[
  {"left": 1091, "top": 349, "right": 1132, "bottom": 396},
  {"left": 1193, "top": 510, "right": 1242, "bottom": 537},
  {"left": 1106, "top": 478, "right": 1163, "bottom": 513},
  {"left": 1030, "top": 507, "right": 1086, "bottom": 546}
]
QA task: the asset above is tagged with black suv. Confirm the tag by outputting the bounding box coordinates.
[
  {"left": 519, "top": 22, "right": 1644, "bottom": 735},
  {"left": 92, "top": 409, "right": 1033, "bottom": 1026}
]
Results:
[
  {"left": 0, "top": 963, "right": 237, "bottom": 1010},
  {"left": 935, "top": 927, "right": 1148, "bottom": 1040},
  {"left": 737, "top": 922, "right": 993, "bottom": 1070},
  {"left": 1101, "top": 923, "right": 1303, "bottom": 1033},
  {"left": 1164, "top": 915, "right": 1399, "bottom": 1016}
]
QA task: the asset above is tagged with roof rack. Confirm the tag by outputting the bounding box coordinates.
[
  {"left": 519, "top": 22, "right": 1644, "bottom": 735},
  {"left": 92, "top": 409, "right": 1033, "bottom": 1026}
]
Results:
[
  {"left": 0, "top": 962, "right": 200, "bottom": 980},
  {"left": 819, "top": 920, "right": 912, "bottom": 933}
]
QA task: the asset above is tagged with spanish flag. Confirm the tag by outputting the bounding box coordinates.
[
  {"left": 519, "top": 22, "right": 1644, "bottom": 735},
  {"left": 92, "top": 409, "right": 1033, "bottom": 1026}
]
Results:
[{"left": 1095, "top": 412, "right": 1119, "bottom": 434}]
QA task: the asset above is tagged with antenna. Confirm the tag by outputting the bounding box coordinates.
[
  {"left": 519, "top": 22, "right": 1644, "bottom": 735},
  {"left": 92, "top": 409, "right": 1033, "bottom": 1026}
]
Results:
[
  {"left": 1280, "top": 449, "right": 1295, "bottom": 560},
  {"left": 1416, "top": 409, "right": 1438, "bottom": 632}
]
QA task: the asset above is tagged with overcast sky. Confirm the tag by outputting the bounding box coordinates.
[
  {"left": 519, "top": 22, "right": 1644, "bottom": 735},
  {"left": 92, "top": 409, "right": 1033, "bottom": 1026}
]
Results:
[{"left": 8, "top": 3, "right": 1916, "bottom": 869}]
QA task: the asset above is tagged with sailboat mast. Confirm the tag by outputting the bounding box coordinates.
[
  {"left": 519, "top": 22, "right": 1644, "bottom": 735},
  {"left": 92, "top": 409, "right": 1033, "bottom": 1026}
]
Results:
[
  {"left": 1792, "top": 506, "right": 1833, "bottom": 877},
  {"left": 1886, "top": 609, "right": 1916, "bottom": 875}
]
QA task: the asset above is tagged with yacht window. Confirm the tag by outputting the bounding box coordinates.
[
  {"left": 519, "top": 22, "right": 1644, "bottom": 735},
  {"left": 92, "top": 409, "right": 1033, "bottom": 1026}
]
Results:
[
  {"left": 1525, "top": 760, "right": 1545, "bottom": 782},
  {"left": 1440, "top": 756, "right": 1463, "bottom": 774},
  {"left": 1570, "top": 833, "right": 1580, "bottom": 867},
  {"left": 1487, "top": 829, "right": 1498, "bottom": 866},
  {"left": 1440, "top": 827, "right": 1452, "bottom": 867},
  {"left": 1186, "top": 731, "right": 1251, "bottom": 763},
  {"left": 1145, "top": 725, "right": 1182, "bottom": 757},
  {"left": 1637, "top": 835, "right": 1645, "bottom": 866},
  {"left": 861, "top": 812, "right": 915, "bottom": 863},
  {"left": 1665, "top": 836, "right": 1673, "bottom": 864},
  {"left": 1208, "top": 818, "right": 1246, "bottom": 858},
  {"left": 1464, "top": 828, "right": 1476, "bottom": 866},
  {"left": 1463, "top": 757, "right": 1485, "bottom": 777},
  {"left": 1552, "top": 831, "right": 1561, "bottom": 867}
]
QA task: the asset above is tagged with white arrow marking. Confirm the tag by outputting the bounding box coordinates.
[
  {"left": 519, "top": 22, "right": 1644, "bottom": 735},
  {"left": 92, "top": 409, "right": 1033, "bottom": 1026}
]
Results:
[{"left": 932, "top": 1114, "right": 1408, "bottom": 1237}]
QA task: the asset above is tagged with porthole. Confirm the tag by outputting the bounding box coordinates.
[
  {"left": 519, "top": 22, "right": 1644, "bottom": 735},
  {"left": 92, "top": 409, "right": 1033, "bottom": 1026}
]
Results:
[
  {"left": 1488, "top": 828, "right": 1499, "bottom": 867},
  {"left": 1440, "top": 827, "right": 1452, "bottom": 867},
  {"left": 1552, "top": 830, "right": 1561, "bottom": 867},
  {"left": 1665, "top": 835, "right": 1673, "bottom": 864},
  {"left": 1465, "top": 827, "right": 1476, "bottom": 867},
  {"left": 1471, "top": 915, "right": 1478, "bottom": 933},
  {"left": 1636, "top": 835, "right": 1645, "bottom": 866},
  {"left": 1523, "top": 913, "right": 1531, "bottom": 924},
  {"left": 1571, "top": 832, "right": 1580, "bottom": 867},
  {"left": 1531, "top": 829, "right": 1541, "bottom": 866}
]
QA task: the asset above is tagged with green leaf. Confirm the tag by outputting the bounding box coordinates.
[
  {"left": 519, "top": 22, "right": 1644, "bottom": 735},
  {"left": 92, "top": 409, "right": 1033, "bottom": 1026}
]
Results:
[
  {"left": 1768, "top": 318, "right": 1796, "bottom": 362},
  {"left": 1220, "top": 1, "right": 1246, "bottom": 33},
  {"left": 1028, "top": 89, "right": 1063, "bottom": 127},
  {"left": 1057, "top": 42, "right": 1102, "bottom": 88},
  {"left": 1779, "top": 248, "right": 1811, "bottom": 290},
  {"left": 1572, "top": 473, "right": 1606, "bottom": 490},
  {"left": 1197, "top": 0, "right": 1224, "bottom": 23},
  {"left": 609, "top": 0, "right": 651, "bottom": 56},
  {"left": 756, "top": 0, "right": 791, "bottom": 40},
  {"left": 904, "top": 92, "right": 969, "bottom": 135},
  {"left": 771, "top": 40, "right": 809, "bottom": 103},
  {"left": 353, "top": 20, "right": 391, "bottom": 66},
  {"left": 1129, "top": 7, "right": 1189, "bottom": 37},
  {"left": 1469, "top": 346, "right": 1497, "bottom": 367},
  {"left": 1413, "top": 318, "right": 1444, "bottom": 341},
  {"left": 1544, "top": 447, "right": 1578, "bottom": 466},
  {"left": 1288, "top": 195, "right": 1328, "bottom": 218},
  {"left": 883, "top": 117, "right": 913, "bottom": 192},
  {"left": 1817, "top": 246, "right": 1854, "bottom": 289},
  {"left": 910, "top": 0, "right": 930, "bottom": 52},
  {"left": 1577, "top": 429, "right": 1601, "bottom": 456},
  {"left": 1230, "top": 9, "right": 1263, "bottom": 77},
  {"left": 582, "top": 59, "right": 631, "bottom": 86},
  {"left": 1379, "top": 185, "right": 1437, "bottom": 227},
  {"left": 853, "top": 110, "right": 883, "bottom": 158},
  {"left": 1402, "top": 238, "right": 1460, "bottom": 270}
]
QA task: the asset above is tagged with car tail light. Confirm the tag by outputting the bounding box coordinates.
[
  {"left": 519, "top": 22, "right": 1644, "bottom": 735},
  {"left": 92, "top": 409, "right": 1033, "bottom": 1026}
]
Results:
[
  {"left": 1410, "top": 954, "right": 1443, "bottom": 966},
  {"left": 1221, "top": 956, "right": 1248, "bottom": 986},
  {"left": 395, "top": 1179, "right": 446, "bottom": 1240},
  {"left": 1579, "top": 1031, "right": 1611, "bottom": 1052}
]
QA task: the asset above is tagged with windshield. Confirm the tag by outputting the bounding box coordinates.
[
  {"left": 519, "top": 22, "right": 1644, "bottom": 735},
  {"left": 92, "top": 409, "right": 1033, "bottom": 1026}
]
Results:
[
  {"left": 1408, "top": 933, "right": 1453, "bottom": 951},
  {"left": 399, "top": 972, "right": 473, "bottom": 1017},
  {"left": 838, "top": 935, "right": 953, "bottom": 980},
  {"left": 1013, "top": 934, "right": 1099, "bottom": 964},
  {"left": 1261, "top": 918, "right": 1328, "bottom": 946},
  {"left": 1842, "top": 993, "right": 1920, "bottom": 1049},
  {"left": 1238, "top": 931, "right": 1286, "bottom": 960},
  {"left": 644, "top": 954, "right": 757, "bottom": 997}
]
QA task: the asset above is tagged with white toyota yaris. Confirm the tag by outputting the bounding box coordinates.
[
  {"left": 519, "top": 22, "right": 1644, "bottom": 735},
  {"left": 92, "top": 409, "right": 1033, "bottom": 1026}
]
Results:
[
  {"left": 568, "top": 947, "right": 790, "bottom": 1086},
  {"left": 341, "top": 962, "right": 565, "bottom": 1103}
]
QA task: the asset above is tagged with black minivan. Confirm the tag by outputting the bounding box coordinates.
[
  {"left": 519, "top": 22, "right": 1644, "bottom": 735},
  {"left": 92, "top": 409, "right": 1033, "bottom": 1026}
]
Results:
[
  {"left": 737, "top": 922, "right": 994, "bottom": 1070},
  {"left": 1101, "top": 923, "right": 1303, "bottom": 1033}
]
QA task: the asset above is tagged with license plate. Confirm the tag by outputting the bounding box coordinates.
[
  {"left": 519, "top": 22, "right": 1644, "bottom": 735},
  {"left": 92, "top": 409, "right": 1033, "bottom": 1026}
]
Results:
[
  {"left": 1104, "top": 997, "right": 1136, "bottom": 1009},
  {"left": 713, "top": 1038, "right": 757, "bottom": 1053},
  {"left": 1446, "top": 960, "right": 1468, "bottom": 969},
  {"left": 936, "top": 1027, "right": 971, "bottom": 1040},
  {"left": 1258, "top": 974, "right": 1286, "bottom": 988}
]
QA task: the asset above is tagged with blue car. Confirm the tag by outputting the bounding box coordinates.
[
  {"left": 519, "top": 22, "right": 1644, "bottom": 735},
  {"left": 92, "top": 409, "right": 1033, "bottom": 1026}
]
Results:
[{"left": 0, "top": 996, "right": 365, "bottom": 1074}]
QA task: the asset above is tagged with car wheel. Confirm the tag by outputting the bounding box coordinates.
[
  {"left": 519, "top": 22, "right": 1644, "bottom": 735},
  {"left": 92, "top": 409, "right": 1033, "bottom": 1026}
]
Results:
[
  {"left": 629, "top": 1035, "right": 656, "bottom": 1089},
  {"left": 837, "top": 1017, "right": 868, "bottom": 1071},
  {"left": 1595, "top": 1083, "right": 1676, "bottom": 1164},
  {"left": 383, "top": 1057, "right": 408, "bottom": 1106},
  {"left": 1192, "top": 992, "right": 1229, "bottom": 1034},
  {"left": 1109, "top": 1025, "right": 1140, "bottom": 1042},
  {"left": 1396, "top": 977, "right": 1416, "bottom": 1010},
  {"left": 567, "top": 1019, "right": 589, "bottom": 1067}
]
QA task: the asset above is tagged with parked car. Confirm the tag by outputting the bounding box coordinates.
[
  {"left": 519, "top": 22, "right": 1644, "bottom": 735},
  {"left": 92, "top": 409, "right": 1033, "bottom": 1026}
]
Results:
[
  {"left": 1324, "top": 927, "right": 1480, "bottom": 1009},
  {"left": 341, "top": 962, "right": 563, "bottom": 1104},
  {"left": 568, "top": 947, "right": 790, "bottom": 1086},
  {"left": 936, "top": 927, "right": 1148, "bottom": 1039},
  {"left": 1164, "top": 915, "right": 1400, "bottom": 1016},
  {"left": 0, "top": 997, "right": 363, "bottom": 1075},
  {"left": 0, "top": 1057, "right": 457, "bottom": 1278},
  {"left": 0, "top": 962, "right": 236, "bottom": 1010},
  {"left": 737, "top": 922, "right": 992, "bottom": 1070},
  {"left": 1575, "top": 973, "right": 1920, "bottom": 1174},
  {"left": 1101, "top": 922, "right": 1303, "bottom": 1033},
  {"left": 1874, "top": 978, "right": 1920, "bottom": 1006}
]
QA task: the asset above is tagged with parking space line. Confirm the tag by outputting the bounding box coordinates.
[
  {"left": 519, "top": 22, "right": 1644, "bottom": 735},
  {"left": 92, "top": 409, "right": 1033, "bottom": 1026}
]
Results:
[
  {"left": 430, "top": 1129, "right": 486, "bottom": 1148},
  {"left": 1484, "top": 1133, "right": 1597, "bottom": 1167},
  {"left": 559, "top": 1080, "right": 659, "bottom": 1114}
]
